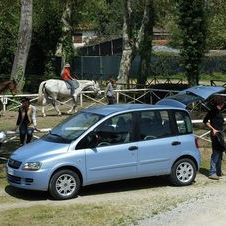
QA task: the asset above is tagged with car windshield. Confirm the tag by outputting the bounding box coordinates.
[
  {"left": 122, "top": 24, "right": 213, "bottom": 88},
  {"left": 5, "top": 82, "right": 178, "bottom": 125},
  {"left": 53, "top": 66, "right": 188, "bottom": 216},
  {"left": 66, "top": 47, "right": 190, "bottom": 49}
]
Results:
[{"left": 43, "top": 111, "right": 103, "bottom": 143}]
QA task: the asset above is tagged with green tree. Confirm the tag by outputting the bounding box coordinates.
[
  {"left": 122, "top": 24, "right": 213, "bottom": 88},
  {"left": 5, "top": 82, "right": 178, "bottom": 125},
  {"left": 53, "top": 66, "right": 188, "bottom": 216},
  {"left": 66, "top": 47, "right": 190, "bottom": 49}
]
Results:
[
  {"left": 26, "top": 0, "right": 63, "bottom": 78},
  {"left": 206, "top": 0, "right": 226, "bottom": 49},
  {"left": 176, "top": 0, "right": 207, "bottom": 86},
  {"left": 0, "top": 0, "right": 19, "bottom": 75},
  {"left": 137, "top": 0, "right": 155, "bottom": 85}
]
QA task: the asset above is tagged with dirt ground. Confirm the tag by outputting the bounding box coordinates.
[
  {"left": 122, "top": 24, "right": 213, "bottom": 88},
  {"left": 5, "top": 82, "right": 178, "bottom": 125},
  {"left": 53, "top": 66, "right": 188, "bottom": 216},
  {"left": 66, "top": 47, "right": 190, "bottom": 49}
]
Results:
[
  {"left": 138, "top": 174, "right": 226, "bottom": 226},
  {"left": 0, "top": 171, "right": 226, "bottom": 225}
]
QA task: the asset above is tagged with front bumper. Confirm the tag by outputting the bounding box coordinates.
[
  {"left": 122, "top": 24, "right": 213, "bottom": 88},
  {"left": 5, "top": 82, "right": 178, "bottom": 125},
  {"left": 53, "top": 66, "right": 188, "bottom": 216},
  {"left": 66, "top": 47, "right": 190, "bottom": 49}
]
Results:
[{"left": 6, "top": 165, "right": 50, "bottom": 191}]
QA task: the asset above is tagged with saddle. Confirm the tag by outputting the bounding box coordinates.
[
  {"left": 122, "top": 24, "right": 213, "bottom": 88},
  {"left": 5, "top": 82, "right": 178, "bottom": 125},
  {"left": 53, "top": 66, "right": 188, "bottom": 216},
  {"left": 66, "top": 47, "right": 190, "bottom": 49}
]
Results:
[{"left": 64, "top": 80, "right": 79, "bottom": 89}]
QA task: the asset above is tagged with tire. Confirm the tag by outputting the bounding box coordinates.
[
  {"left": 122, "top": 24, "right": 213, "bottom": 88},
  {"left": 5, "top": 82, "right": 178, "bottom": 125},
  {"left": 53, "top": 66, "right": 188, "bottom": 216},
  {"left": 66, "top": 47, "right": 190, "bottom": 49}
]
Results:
[
  {"left": 170, "top": 158, "right": 196, "bottom": 186},
  {"left": 49, "top": 169, "right": 81, "bottom": 200}
]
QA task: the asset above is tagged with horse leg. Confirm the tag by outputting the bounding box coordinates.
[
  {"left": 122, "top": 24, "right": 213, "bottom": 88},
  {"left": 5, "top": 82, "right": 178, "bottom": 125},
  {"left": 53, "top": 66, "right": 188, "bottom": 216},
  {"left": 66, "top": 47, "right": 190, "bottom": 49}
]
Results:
[
  {"left": 67, "top": 95, "right": 77, "bottom": 114},
  {"left": 0, "top": 101, "right": 3, "bottom": 117},
  {"left": 41, "top": 95, "right": 47, "bottom": 117},
  {"left": 52, "top": 98, "right": 62, "bottom": 116},
  {"left": 42, "top": 106, "right": 46, "bottom": 117}
]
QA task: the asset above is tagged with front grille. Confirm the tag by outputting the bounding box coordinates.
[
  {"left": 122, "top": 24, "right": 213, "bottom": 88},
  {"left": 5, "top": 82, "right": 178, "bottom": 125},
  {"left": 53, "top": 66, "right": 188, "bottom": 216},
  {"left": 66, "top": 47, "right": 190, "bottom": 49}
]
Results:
[
  {"left": 7, "top": 174, "right": 21, "bottom": 184},
  {"left": 8, "top": 158, "right": 22, "bottom": 169},
  {"left": 25, "top": 178, "right": 34, "bottom": 185}
]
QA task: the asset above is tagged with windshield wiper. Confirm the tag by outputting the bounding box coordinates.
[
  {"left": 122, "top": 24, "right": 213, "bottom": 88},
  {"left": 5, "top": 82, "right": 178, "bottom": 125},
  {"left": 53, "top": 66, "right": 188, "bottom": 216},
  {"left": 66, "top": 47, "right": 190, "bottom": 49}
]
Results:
[{"left": 49, "top": 132, "right": 69, "bottom": 142}]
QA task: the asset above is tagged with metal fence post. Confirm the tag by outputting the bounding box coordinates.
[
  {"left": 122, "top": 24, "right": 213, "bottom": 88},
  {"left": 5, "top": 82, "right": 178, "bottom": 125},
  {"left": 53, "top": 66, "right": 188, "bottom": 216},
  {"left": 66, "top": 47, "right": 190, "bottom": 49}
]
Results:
[{"left": 116, "top": 91, "right": 119, "bottom": 103}]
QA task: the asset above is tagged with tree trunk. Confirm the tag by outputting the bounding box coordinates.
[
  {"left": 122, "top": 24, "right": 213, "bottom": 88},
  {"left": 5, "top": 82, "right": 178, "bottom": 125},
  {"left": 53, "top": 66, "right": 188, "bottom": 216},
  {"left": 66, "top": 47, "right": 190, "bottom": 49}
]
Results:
[
  {"left": 10, "top": 0, "right": 32, "bottom": 92},
  {"left": 117, "top": 0, "right": 154, "bottom": 89},
  {"left": 117, "top": 49, "right": 134, "bottom": 88},
  {"left": 61, "top": 0, "right": 74, "bottom": 65},
  {"left": 117, "top": 0, "right": 134, "bottom": 88}
]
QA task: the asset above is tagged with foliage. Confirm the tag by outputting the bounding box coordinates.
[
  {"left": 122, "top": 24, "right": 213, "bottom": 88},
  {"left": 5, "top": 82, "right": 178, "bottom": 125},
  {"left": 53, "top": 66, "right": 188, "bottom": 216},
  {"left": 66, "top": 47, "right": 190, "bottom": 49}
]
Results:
[
  {"left": 77, "top": 0, "right": 123, "bottom": 35},
  {"left": 0, "top": 0, "right": 20, "bottom": 75},
  {"left": 169, "top": 0, "right": 226, "bottom": 50},
  {"left": 176, "top": 0, "right": 207, "bottom": 86},
  {"left": 26, "top": 0, "right": 63, "bottom": 77},
  {"left": 154, "top": 0, "right": 175, "bottom": 28},
  {"left": 137, "top": 0, "right": 156, "bottom": 85},
  {"left": 205, "top": 0, "right": 226, "bottom": 49}
]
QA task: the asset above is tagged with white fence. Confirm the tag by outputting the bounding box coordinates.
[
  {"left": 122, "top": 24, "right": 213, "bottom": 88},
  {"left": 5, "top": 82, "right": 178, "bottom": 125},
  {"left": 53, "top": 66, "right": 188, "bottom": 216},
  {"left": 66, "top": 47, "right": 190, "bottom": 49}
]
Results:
[
  {"left": 0, "top": 88, "right": 217, "bottom": 152},
  {"left": 0, "top": 88, "right": 179, "bottom": 113}
]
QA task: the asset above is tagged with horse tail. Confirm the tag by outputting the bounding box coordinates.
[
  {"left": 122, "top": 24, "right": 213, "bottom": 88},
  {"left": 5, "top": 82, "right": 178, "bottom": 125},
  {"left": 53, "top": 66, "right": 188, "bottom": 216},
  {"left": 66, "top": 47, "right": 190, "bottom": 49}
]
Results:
[{"left": 38, "top": 81, "right": 46, "bottom": 104}]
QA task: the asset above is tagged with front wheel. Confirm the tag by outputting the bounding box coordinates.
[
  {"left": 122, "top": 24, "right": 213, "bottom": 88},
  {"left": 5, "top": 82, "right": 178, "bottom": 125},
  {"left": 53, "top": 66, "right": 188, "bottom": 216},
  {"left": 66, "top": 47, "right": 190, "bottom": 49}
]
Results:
[
  {"left": 49, "top": 169, "right": 81, "bottom": 200},
  {"left": 170, "top": 158, "right": 196, "bottom": 186}
]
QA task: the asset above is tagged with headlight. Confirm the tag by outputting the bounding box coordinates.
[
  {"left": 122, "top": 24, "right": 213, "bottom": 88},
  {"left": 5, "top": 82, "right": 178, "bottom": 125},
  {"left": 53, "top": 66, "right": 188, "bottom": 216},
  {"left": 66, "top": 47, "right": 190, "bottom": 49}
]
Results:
[{"left": 22, "top": 162, "right": 41, "bottom": 171}]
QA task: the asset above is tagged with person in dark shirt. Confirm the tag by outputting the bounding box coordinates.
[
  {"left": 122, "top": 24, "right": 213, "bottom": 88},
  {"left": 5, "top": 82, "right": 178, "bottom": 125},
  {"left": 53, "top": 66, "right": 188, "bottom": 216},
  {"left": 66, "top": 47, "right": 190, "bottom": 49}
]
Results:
[{"left": 203, "top": 96, "right": 225, "bottom": 180}]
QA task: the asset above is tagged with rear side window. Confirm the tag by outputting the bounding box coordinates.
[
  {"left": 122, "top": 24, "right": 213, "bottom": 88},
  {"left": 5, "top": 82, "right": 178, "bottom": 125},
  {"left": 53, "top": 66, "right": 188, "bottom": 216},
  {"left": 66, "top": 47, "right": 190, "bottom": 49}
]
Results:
[
  {"left": 139, "top": 110, "right": 172, "bottom": 140},
  {"left": 175, "top": 111, "right": 193, "bottom": 134}
]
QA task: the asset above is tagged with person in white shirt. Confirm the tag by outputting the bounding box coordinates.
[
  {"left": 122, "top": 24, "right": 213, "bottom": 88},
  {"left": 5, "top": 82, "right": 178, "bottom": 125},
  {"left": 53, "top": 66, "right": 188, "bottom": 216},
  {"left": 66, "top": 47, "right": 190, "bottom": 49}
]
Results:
[
  {"left": 15, "top": 97, "right": 38, "bottom": 145},
  {"left": 105, "top": 77, "right": 116, "bottom": 105}
]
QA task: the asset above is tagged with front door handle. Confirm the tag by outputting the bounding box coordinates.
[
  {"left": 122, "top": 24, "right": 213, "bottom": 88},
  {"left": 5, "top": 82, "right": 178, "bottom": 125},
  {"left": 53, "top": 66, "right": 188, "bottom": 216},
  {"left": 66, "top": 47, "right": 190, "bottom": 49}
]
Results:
[
  {"left": 128, "top": 146, "right": 138, "bottom": 151},
  {"left": 171, "top": 141, "right": 181, "bottom": 146}
]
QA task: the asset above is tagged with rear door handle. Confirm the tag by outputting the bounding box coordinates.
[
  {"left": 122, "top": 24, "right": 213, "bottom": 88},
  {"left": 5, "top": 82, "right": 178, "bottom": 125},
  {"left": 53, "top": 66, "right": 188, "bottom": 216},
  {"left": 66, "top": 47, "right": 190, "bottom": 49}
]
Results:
[
  {"left": 171, "top": 141, "right": 181, "bottom": 146},
  {"left": 128, "top": 146, "right": 138, "bottom": 151}
]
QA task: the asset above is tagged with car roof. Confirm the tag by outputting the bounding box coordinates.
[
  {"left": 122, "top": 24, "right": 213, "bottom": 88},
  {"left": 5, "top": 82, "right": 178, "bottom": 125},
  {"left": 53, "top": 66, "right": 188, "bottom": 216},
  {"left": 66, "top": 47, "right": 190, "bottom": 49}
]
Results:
[{"left": 81, "top": 104, "right": 184, "bottom": 116}]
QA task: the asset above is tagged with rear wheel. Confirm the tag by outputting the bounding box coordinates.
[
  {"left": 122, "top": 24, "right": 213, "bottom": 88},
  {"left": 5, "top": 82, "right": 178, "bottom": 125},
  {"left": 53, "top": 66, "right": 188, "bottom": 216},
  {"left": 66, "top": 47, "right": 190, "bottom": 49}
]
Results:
[
  {"left": 49, "top": 169, "right": 81, "bottom": 200},
  {"left": 170, "top": 158, "right": 196, "bottom": 186}
]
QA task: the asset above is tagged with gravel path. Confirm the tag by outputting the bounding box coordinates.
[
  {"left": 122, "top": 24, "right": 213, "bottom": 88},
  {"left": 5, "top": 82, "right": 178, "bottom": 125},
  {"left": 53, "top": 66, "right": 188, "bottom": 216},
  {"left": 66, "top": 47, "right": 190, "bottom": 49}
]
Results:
[
  {"left": 138, "top": 177, "right": 226, "bottom": 226},
  {"left": 1, "top": 170, "right": 226, "bottom": 225}
]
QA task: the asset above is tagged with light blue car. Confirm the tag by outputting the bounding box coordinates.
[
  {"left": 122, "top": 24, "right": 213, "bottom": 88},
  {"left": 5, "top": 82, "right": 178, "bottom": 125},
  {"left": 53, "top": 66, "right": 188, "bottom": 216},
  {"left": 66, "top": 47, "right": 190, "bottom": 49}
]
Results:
[
  {"left": 8, "top": 85, "right": 225, "bottom": 200},
  {"left": 6, "top": 103, "right": 201, "bottom": 200}
]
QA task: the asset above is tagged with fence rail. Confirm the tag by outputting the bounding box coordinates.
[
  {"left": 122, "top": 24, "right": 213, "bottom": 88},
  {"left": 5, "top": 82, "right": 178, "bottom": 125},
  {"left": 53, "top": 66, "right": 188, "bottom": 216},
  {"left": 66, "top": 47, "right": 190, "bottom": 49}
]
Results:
[
  {"left": 0, "top": 87, "right": 224, "bottom": 160},
  {"left": 0, "top": 88, "right": 181, "bottom": 113}
]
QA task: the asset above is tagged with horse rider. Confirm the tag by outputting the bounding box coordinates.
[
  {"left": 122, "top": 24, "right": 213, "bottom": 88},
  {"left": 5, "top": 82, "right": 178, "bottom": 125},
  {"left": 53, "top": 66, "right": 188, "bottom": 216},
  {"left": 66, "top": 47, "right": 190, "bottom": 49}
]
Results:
[{"left": 61, "top": 63, "right": 76, "bottom": 96}]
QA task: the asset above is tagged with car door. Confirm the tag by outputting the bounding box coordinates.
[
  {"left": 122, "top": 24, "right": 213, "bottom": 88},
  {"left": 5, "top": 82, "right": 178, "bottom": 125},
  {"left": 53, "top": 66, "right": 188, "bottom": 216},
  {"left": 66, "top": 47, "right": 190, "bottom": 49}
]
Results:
[
  {"left": 78, "top": 112, "right": 138, "bottom": 185},
  {"left": 136, "top": 110, "right": 181, "bottom": 177}
]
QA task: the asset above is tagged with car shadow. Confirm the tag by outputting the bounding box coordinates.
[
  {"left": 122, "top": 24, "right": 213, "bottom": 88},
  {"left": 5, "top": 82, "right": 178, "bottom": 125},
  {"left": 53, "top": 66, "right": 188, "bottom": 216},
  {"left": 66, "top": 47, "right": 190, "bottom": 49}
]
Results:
[
  {"left": 5, "top": 176, "right": 169, "bottom": 201},
  {"left": 199, "top": 167, "right": 209, "bottom": 177},
  {"left": 5, "top": 185, "right": 49, "bottom": 201},
  {"left": 79, "top": 176, "right": 169, "bottom": 197}
]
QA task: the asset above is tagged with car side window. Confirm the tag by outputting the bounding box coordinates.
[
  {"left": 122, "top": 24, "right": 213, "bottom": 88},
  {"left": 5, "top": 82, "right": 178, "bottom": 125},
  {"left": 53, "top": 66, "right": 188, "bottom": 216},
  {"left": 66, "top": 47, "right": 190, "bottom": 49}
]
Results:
[
  {"left": 175, "top": 111, "right": 193, "bottom": 134},
  {"left": 94, "top": 113, "right": 133, "bottom": 147},
  {"left": 139, "top": 110, "right": 172, "bottom": 140},
  {"left": 76, "top": 113, "right": 133, "bottom": 149}
]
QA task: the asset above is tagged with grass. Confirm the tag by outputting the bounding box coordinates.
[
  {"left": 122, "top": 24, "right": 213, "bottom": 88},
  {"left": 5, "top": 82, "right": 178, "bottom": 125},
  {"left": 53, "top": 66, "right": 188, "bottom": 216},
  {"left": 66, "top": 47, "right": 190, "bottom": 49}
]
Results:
[
  {"left": 0, "top": 137, "right": 218, "bottom": 225},
  {"left": 200, "top": 72, "right": 226, "bottom": 82},
  {"left": 0, "top": 192, "right": 191, "bottom": 226},
  {"left": 0, "top": 204, "right": 125, "bottom": 226}
]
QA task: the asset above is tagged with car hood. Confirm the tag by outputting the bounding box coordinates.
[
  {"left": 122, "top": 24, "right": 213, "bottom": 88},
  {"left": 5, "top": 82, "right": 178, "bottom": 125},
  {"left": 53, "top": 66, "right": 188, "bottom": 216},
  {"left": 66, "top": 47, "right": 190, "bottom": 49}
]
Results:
[
  {"left": 10, "top": 139, "right": 70, "bottom": 162},
  {"left": 156, "top": 85, "right": 225, "bottom": 108}
]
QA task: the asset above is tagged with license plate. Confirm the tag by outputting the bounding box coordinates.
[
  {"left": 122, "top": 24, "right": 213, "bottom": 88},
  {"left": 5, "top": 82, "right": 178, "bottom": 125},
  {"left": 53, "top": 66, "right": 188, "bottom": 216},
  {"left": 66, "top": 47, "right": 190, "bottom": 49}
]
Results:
[{"left": 7, "top": 167, "right": 14, "bottom": 176}]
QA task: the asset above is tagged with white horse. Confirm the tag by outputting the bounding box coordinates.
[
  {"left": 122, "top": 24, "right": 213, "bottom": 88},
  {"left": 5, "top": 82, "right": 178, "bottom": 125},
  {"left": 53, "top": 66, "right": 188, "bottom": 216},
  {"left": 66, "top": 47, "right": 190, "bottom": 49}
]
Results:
[{"left": 38, "top": 79, "right": 101, "bottom": 116}]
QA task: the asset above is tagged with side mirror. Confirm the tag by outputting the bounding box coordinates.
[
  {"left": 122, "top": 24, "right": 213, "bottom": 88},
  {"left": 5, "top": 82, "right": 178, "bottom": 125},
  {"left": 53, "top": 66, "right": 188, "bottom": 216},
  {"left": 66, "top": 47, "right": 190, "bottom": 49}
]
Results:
[
  {"left": 88, "top": 131, "right": 99, "bottom": 148},
  {"left": 76, "top": 131, "right": 99, "bottom": 150}
]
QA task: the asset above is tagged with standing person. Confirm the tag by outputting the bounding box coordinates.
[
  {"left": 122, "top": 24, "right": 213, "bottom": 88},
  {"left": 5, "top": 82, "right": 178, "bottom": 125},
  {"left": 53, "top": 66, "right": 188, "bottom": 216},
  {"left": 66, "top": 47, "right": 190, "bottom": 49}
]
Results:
[
  {"left": 15, "top": 97, "right": 37, "bottom": 145},
  {"left": 105, "top": 77, "right": 115, "bottom": 105},
  {"left": 61, "top": 63, "right": 76, "bottom": 96},
  {"left": 203, "top": 96, "right": 225, "bottom": 180}
]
